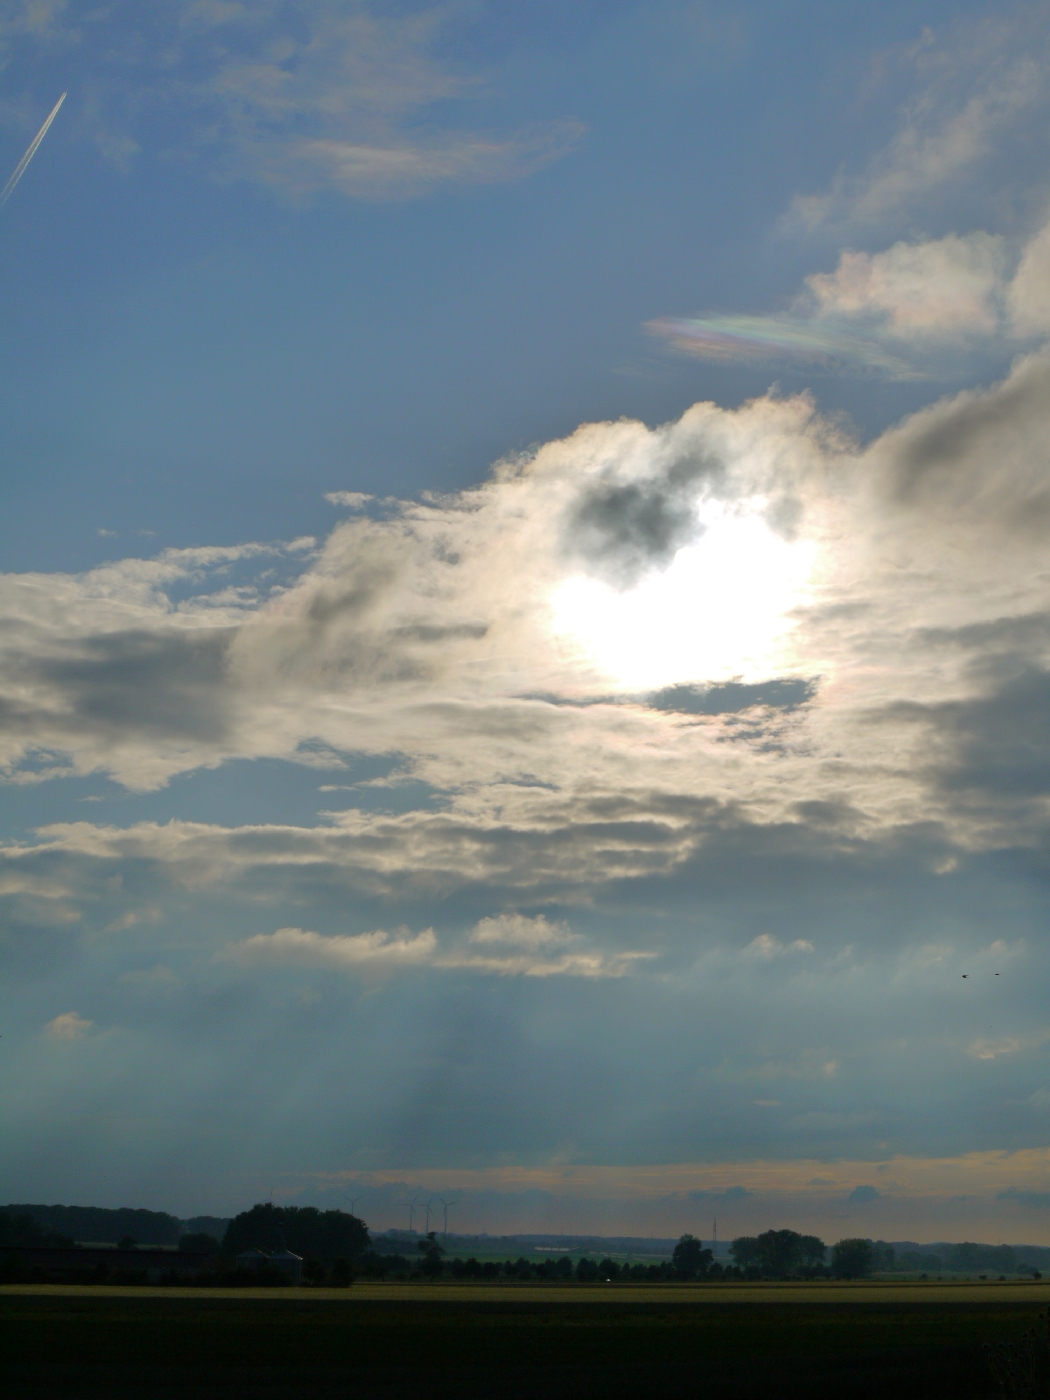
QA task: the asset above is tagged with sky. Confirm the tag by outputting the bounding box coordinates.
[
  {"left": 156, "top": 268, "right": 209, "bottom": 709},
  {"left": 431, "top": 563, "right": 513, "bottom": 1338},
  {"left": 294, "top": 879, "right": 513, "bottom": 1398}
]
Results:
[{"left": 4, "top": 0, "right": 1050, "bottom": 1244}]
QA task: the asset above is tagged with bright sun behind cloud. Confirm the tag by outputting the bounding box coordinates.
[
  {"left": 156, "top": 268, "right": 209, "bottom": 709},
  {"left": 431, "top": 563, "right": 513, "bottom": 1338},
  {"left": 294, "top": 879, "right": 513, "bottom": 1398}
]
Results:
[{"left": 549, "top": 500, "right": 817, "bottom": 690}]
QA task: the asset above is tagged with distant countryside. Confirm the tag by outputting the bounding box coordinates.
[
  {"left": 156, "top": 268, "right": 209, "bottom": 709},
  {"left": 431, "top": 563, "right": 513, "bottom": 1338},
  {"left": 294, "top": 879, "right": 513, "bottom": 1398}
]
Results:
[{"left": 1, "top": 1201, "right": 1047, "bottom": 1285}]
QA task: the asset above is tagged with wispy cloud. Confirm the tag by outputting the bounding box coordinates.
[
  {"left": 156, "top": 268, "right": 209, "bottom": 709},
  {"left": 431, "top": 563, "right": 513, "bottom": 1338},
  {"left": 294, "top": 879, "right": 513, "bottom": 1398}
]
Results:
[
  {"left": 223, "top": 921, "right": 647, "bottom": 978},
  {"left": 783, "top": 12, "right": 1050, "bottom": 234},
  {"left": 2, "top": 1, "right": 584, "bottom": 200}
]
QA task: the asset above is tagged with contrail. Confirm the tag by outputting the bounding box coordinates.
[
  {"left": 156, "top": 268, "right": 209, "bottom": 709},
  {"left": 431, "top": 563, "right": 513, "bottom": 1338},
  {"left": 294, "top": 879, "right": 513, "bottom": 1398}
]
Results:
[{"left": 0, "top": 92, "right": 66, "bottom": 210}]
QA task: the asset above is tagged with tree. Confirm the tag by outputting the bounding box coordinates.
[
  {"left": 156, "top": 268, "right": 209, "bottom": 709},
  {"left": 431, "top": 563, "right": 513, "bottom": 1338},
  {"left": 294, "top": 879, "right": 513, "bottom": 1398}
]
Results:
[
  {"left": 831, "top": 1238, "right": 874, "bottom": 1279},
  {"left": 730, "top": 1230, "right": 825, "bottom": 1278},
  {"left": 576, "top": 1257, "right": 599, "bottom": 1282},
  {"left": 0, "top": 1212, "right": 55, "bottom": 1247},
  {"left": 221, "top": 1204, "right": 369, "bottom": 1263},
  {"left": 418, "top": 1232, "right": 444, "bottom": 1279},
  {"left": 799, "top": 1235, "right": 827, "bottom": 1272},
  {"left": 672, "top": 1235, "right": 713, "bottom": 1280},
  {"left": 117, "top": 1235, "right": 137, "bottom": 1251},
  {"left": 730, "top": 1236, "right": 761, "bottom": 1270}
]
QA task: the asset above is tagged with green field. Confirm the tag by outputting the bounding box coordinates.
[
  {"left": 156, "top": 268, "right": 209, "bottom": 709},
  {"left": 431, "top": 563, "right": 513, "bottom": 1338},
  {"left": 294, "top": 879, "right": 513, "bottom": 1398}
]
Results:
[{"left": 3, "top": 1280, "right": 1048, "bottom": 1398}]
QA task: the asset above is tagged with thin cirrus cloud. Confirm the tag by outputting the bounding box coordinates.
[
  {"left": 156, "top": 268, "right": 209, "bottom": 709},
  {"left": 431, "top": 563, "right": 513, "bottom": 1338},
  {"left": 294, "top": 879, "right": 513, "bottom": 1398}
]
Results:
[
  {"left": 1, "top": 1, "right": 585, "bottom": 199},
  {"left": 784, "top": 10, "right": 1050, "bottom": 234}
]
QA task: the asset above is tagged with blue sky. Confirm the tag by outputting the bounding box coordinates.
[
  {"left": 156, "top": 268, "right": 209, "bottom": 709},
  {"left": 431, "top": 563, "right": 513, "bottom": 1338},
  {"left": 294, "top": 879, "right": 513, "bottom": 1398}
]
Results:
[{"left": 5, "top": 0, "right": 1050, "bottom": 1241}]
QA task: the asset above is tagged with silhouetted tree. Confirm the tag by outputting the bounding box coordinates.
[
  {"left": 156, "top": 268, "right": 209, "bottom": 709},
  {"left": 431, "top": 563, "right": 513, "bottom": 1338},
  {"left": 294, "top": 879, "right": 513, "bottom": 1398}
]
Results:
[
  {"left": 730, "top": 1230, "right": 825, "bottom": 1278},
  {"left": 0, "top": 1211, "right": 71, "bottom": 1248},
  {"left": 734, "top": 1236, "right": 765, "bottom": 1268},
  {"left": 672, "top": 1234, "right": 714, "bottom": 1279},
  {"left": 221, "top": 1204, "right": 369, "bottom": 1263},
  {"left": 832, "top": 1238, "right": 874, "bottom": 1279},
  {"left": 418, "top": 1232, "right": 444, "bottom": 1279}
]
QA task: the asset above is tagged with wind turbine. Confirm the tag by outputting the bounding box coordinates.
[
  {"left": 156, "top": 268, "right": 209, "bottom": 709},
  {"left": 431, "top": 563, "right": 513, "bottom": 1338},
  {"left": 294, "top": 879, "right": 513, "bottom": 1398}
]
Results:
[
  {"left": 342, "top": 1193, "right": 362, "bottom": 1218},
  {"left": 408, "top": 1190, "right": 427, "bottom": 1234},
  {"left": 438, "top": 1198, "right": 458, "bottom": 1236}
]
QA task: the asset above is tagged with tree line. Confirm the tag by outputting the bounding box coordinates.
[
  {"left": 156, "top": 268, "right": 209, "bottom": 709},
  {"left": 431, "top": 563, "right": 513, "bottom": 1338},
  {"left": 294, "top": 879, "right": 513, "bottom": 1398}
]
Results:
[{"left": 6, "top": 1202, "right": 1043, "bottom": 1287}]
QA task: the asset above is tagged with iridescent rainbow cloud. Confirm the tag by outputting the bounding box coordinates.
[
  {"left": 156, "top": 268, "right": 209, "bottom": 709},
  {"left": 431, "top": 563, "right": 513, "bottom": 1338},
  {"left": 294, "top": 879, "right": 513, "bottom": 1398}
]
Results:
[{"left": 646, "top": 314, "right": 914, "bottom": 376}]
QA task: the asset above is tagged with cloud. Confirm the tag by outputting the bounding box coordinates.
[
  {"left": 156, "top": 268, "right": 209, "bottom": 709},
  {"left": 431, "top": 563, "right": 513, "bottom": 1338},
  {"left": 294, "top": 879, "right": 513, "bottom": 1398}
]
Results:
[
  {"left": 223, "top": 922, "right": 646, "bottom": 979},
  {"left": 846, "top": 1184, "right": 880, "bottom": 1204},
  {"left": 997, "top": 1188, "right": 1050, "bottom": 1209},
  {"left": 646, "top": 313, "right": 918, "bottom": 376},
  {"left": 8, "top": 352, "right": 1050, "bottom": 918},
  {"left": 806, "top": 233, "right": 1006, "bottom": 336},
  {"left": 746, "top": 935, "right": 815, "bottom": 959},
  {"left": 0, "top": 0, "right": 76, "bottom": 67},
  {"left": 227, "top": 925, "right": 438, "bottom": 968},
  {"left": 248, "top": 124, "right": 585, "bottom": 202},
  {"left": 783, "top": 13, "right": 1050, "bottom": 233},
  {"left": 1008, "top": 216, "right": 1050, "bottom": 337},
  {"left": 649, "top": 222, "right": 1050, "bottom": 378},
  {"left": 45, "top": 1011, "right": 92, "bottom": 1039},
  {"left": 470, "top": 914, "right": 572, "bottom": 948},
  {"left": 119, "top": 964, "right": 181, "bottom": 992},
  {"left": 2, "top": 2, "right": 584, "bottom": 201},
  {"left": 967, "top": 1034, "right": 1047, "bottom": 1062},
  {"left": 325, "top": 492, "right": 374, "bottom": 511}
]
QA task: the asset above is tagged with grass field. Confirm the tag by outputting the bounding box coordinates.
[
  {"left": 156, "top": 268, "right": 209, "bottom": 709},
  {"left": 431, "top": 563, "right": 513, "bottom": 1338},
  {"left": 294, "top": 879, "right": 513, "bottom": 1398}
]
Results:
[{"left": 4, "top": 1280, "right": 1048, "bottom": 1398}]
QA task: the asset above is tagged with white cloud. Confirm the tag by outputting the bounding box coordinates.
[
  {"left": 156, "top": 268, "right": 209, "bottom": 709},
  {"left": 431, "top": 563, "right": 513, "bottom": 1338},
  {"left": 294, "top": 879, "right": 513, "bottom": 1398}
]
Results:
[
  {"left": 325, "top": 491, "right": 374, "bottom": 510},
  {"left": 746, "top": 935, "right": 815, "bottom": 959},
  {"left": 45, "top": 1011, "right": 92, "bottom": 1039},
  {"left": 1008, "top": 215, "right": 1050, "bottom": 336},
  {"left": 806, "top": 233, "right": 1005, "bottom": 336},
  {"left": 228, "top": 925, "right": 438, "bottom": 967},
  {"left": 222, "top": 923, "right": 646, "bottom": 979},
  {"left": 470, "top": 914, "right": 572, "bottom": 948}
]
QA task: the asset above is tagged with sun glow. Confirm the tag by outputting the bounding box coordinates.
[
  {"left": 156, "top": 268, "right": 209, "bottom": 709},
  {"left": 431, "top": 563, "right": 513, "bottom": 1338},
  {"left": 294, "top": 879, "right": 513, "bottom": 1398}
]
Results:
[{"left": 550, "top": 501, "right": 816, "bottom": 690}]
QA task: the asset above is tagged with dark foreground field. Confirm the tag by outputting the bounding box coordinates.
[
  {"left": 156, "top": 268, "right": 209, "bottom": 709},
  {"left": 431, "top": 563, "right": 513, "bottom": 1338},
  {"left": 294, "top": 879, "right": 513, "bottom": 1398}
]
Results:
[{"left": 3, "top": 1282, "right": 1048, "bottom": 1400}]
